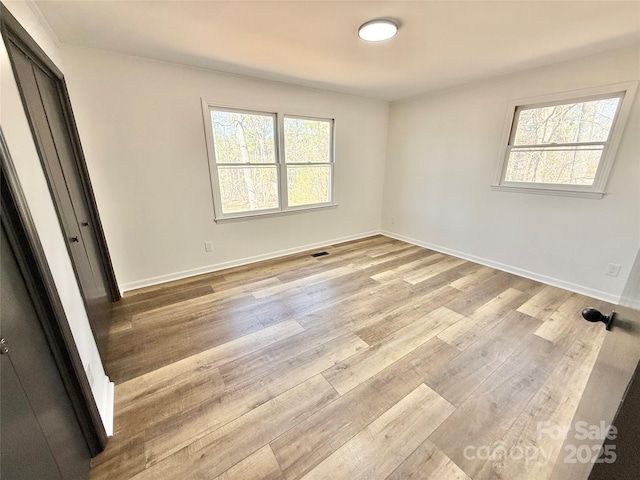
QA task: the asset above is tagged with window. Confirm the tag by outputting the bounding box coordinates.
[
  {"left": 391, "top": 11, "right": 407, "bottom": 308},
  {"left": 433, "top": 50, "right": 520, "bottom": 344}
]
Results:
[
  {"left": 284, "top": 116, "right": 333, "bottom": 207},
  {"left": 202, "top": 104, "right": 335, "bottom": 220},
  {"left": 493, "top": 82, "right": 637, "bottom": 198}
]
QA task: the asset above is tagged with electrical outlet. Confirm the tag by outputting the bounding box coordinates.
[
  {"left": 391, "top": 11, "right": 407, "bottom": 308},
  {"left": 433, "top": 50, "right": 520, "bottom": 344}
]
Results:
[
  {"left": 606, "top": 263, "right": 622, "bottom": 277},
  {"left": 204, "top": 241, "right": 213, "bottom": 252},
  {"left": 391, "top": 216, "right": 396, "bottom": 225}
]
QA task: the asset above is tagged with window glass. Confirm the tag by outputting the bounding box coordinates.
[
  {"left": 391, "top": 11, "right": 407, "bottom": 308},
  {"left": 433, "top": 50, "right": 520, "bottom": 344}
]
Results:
[
  {"left": 211, "top": 110, "right": 276, "bottom": 164},
  {"left": 206, "top": 107, "right": 335, "bottom": 218},
  {"left": 284, "top": 117, "right": 332, "bottom": 164}
]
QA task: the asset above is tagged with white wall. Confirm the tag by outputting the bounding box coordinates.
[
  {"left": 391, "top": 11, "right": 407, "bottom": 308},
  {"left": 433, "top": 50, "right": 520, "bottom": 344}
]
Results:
[
  {"left": 382, "top": 45, "right": 640, "bottom": 303},
  {"left": 621, "top": 248, "right": 640, "bottom": 310},
  {"left": 1, "top": 2, "right": 113, "bottom": 432},
  {"left": 60, "top": 47, "right": 389, "bottom": 290}
]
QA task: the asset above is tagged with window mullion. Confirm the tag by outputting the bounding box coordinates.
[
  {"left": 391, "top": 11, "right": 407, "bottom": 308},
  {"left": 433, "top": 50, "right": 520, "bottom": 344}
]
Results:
[
  {"left": 510, "top": 141, "right": 607, "bottom": 150},
  {"left": 285, "top": 163, "right": 331, "bottom": 166},
  {"left": 216, "top": 163, "right": 277, "bottom": 167},
  {"left": 276, "top": 112, "right": 288, "bottom": 211}
]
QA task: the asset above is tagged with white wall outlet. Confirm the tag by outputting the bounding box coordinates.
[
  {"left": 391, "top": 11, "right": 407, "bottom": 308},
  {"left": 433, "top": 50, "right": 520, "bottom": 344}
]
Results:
[
  {"left": 391, "top": 216, "right": 396, "bottom": 225},
  {"left": 204, "top": 241, "right": 213, "bottom": 252},
  {"left": 606, "top": 263, "right": 622, "bottom": 277}
]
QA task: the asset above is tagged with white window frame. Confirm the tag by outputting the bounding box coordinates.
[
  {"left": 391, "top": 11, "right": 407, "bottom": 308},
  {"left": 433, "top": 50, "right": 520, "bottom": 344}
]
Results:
[
  {"left": 281, "top": 114, "right": 335, "bottom": 212},
  {"left": 492, "top": 82, "right": 637, "bottom": 199},
  {"left": 201, "top": 100, "right": 336, "bottom": 221}
]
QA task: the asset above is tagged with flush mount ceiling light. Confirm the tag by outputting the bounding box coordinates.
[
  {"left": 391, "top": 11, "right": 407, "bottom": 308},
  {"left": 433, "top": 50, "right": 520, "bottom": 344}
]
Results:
[{"left": 358, "top": 19, "right": 398, "bottom": 42}]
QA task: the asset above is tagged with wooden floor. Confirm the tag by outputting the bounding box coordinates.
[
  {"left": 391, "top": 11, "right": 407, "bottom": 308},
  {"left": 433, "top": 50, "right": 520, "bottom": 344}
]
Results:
[{"left": 91, "top": 235, "right": 613, "bottom": 480}]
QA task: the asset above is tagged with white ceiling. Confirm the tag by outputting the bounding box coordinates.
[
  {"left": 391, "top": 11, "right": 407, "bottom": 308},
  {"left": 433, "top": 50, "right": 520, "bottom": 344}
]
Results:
[{"left": 34, "top": 1, "right": 640, "bottom": 101}]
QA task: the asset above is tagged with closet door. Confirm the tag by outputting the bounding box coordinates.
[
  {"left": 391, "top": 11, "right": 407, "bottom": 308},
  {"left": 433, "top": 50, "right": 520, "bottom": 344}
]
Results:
[
  {"left": 1, "top": 225, "right": 91, "bottom": 480},
  {"left": 0, "top": 355, "right": 62, "bottom": 480},
  {"left": 8, "top": 42, "right": 111, "bottom": 360},
  {"left": 32, "top": 56, "right": 112, "bottom": 335}
]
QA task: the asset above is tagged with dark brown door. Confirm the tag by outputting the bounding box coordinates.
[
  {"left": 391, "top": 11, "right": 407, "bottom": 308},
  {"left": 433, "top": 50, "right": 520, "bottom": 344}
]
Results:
[
  {"left": 550, "top": 306, "right": 640, "bottom": 480},
  {"left": 7, "top": 41, "right": 112, "bottom": 359},
  {"left": 1, "top": 225, "right": 91, "bottom": 479},
  {"left": 34, "top": 64, "right": 112, "bottom": 300},
  {"left": 589, "top": 336, "right": 640, "bottom": 478}
]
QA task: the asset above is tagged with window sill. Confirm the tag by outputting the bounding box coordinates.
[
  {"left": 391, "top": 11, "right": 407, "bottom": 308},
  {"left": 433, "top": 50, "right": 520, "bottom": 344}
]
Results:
[
  {"left": 214, "top": 203, "right": 338, "bottom": 223},
  {"left": 491, "top": 185, "right": 605, "bottom": 199}
]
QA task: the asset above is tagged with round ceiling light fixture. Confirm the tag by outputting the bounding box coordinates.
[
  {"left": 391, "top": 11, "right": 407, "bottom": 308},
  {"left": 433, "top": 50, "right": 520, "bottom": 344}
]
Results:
[{"left": 358, "top": 19, "right": 398, "bottom": 42}]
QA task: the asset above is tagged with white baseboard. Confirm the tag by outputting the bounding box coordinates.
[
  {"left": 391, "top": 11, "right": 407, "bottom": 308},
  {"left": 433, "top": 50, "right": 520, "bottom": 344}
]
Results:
[
  {"left": 381, "top": 230, "right": 621, "bottom": 305},
  {"left": 101, "top": 380, "right": 115, "bottom": 437},
  {"left": 120, "top": 230, "right": 381, "bottom": 292},
  {"left": 619, "top": 297, "right": 640, "bottom": 311},
  {"left": 120, "top": 227, "right": 621, "bottom": 304}
]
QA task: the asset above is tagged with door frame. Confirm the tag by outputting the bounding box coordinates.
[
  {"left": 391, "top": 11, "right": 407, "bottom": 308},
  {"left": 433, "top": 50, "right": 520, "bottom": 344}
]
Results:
[
  {"left": 1, "top": 127, "right": 107, "bottom": 454},
  {"left": 0, "top": 3, "right": 120, "bottom": 304}
]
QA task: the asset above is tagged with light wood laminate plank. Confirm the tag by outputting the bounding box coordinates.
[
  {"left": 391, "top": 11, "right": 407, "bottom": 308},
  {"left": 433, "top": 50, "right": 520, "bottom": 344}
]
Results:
[
  {"left": 133, "top": 375, "right": 337, "bottom": 480},
  {"left": 301, "top": 384, "right": 455, "bottom": 480},
  {"left": 323, "top": 306, "right": 463, "bottom": 395},
  {"left": 214, "top": 445, "right": 283, "bottom": 480}
]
